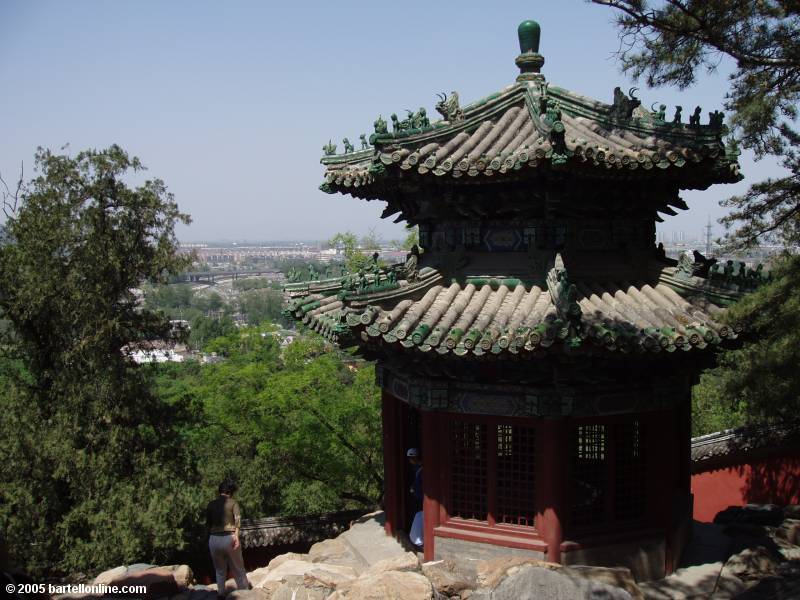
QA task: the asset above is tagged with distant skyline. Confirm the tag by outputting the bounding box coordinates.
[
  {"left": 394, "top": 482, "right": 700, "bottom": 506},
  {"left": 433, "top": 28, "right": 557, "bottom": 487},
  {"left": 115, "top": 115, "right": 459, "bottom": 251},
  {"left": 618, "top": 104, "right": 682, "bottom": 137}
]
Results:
[{"left": 1, "top": 1, "right": 788, "bottom": 243}]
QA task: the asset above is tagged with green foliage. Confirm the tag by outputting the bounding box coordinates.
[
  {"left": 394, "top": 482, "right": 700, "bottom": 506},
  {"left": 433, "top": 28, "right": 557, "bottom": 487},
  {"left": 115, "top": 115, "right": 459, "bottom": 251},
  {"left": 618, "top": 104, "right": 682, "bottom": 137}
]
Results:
[
  {"left": 0, "top": 146, "right": 201, "bottom": 576},
  {"left": 692, "top": 254, "right": 800, "bottom": 433},
  {"left": 232, "top": 277, "right": 276, "bottom": 292},
  {"left": 155, "top": 331, "right": 383, "bottom": 519},
  {"left": 593, "top": 0, "right": 800, "bottom": 248},
  {"left": 403, "top": 225, "right": 420, "bottom": 251},
  {"left": 327, "top": 231, "right": 375, "bottom": 273},
  {"left": 238, "top": 288, "right": 286, "bottom": 326},
  {"left": 0, "top": 146, "right": 385, "bottom": 577},
  {"left": 189, "top": 314, "right": 237, "bottom": 349}
]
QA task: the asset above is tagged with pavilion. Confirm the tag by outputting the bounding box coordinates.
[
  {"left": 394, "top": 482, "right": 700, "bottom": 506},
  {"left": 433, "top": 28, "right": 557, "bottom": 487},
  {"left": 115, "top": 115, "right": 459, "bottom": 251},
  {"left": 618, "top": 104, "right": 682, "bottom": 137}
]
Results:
[{"left": 285, "top": 20, "right": 759, "bottom": 580}]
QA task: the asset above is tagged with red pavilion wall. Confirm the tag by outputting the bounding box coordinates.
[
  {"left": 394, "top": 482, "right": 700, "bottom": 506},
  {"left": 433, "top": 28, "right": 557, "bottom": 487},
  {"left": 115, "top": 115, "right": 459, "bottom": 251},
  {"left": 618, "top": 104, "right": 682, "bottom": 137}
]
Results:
[{"left": 691, "top": 450, "right": 800, "bottom": 522}]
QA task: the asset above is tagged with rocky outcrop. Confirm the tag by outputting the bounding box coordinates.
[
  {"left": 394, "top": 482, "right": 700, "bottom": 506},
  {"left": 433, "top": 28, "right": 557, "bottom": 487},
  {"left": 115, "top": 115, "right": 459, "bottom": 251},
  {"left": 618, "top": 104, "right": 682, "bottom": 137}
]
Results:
[
  {"left": 422, "top": 559, "right": 476, "bottom": 597},
  {"left": 73, "top": 504, "right": 800, "bottom": 600},
  {"left": 334, "top": 570, "right": 436, "bottom": 600},
  {"left": 471, "top": 563, "right": 633, "bottom": 600},
  {"left": 90, "top": 564, "right": 192, "bottom": 598}
]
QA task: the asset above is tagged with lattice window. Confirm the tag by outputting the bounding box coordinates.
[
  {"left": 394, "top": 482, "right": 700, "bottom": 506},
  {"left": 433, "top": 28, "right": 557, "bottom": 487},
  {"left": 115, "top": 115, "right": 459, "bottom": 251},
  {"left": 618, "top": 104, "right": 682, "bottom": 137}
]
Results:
[
  {"left": 450, "top": 421, "right": 488, "bottom": 520},
  {"left": 496, "top": 424, "right": 536, "bottom": 527},
  {"left": 571, "top": 424, "right": 607, "bottom": 528},
  {"left": 613, "top": 420, "right": 646, "bottom": 520}
]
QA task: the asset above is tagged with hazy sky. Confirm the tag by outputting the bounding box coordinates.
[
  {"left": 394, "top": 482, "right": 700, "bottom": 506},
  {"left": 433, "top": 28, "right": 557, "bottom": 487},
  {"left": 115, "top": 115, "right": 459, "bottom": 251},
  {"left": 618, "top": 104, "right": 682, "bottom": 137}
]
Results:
[{"left": 1, "top": 1, "right": 787, "bottom": 243}]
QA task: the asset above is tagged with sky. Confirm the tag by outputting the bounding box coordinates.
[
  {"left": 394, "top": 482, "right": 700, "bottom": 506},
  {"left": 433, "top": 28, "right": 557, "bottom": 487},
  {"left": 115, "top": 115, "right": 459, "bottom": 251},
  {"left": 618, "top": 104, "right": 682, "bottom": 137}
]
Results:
[{"left": 0, "top": 1, "right": 787, "bottom": 244}]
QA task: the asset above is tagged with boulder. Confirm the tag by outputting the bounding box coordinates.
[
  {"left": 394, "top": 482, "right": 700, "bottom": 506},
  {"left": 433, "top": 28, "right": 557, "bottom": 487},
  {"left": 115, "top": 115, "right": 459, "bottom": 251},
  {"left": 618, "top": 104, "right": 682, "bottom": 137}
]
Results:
[
  {"left": 422, "top": 559, "right": 477, "bottom": 597},
  {"left": 227, "top": 587, "right": 277, "bottom": 600},
  {"left": 715, "top": 504, "right": 784, "bottom": 527},
  {"left": 306, "top": 537, "right": 364, "bottom": 572},
  {"left": 246, "top": 567, "right": 271, "bottom": 588},
  {"left": 561, "top": 566, "right": 643, "bottom": 600},
  {"left": 476, "top": 556, "right": 560, "bottom": 589},
  {"left": 776, "top": 519, "right": 800, "bottom": 546},
  {"left": 166, "top": 564, "right": 194, "bottom": 588},
  {"left": 267, "top": 552, "right": 309, "bottom": 570},
  {"left": 471, "top": 564, "right": 632, "bottom": 600},
  {"left": 722, "top": 545, "right": 783, "bottom": 581},
  {"left": 94, "top": 565, "right": 128, "bottom": 585},
  {"left": 362, "top": 551, "right": 419, "bottom": 576},
  {"left": 779, "top": 546, "right": 800, "bottom": 560},
  {"left": 108, "top": 567, "right": 180, "bottom": 599},
  {"left": 784, "top": 504, "right": 800, "bottom": 520},
  {"left": 308, "top": 538, "right": 350, "bottom": 563},
  {"left": 271, "top": 575, "right": 328, "bottom": 600},
  {"left": 640, "top": 561, "right": 745, "bottom": 600},
  {"left": 341, "top": 570, "right": 434, "bottom": 600},
  {"left": 303, "top": 566, "right": 357, "bottom": 589},
  {"left": 258, "top": 560, "right": 357, "bottom": 586}
]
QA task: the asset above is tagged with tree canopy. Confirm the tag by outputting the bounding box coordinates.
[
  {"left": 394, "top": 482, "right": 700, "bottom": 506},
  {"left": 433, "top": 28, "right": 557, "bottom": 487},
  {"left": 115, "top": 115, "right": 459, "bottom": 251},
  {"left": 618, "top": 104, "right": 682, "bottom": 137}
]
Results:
[
  {"left": 327, "top": 231, "right": 379, "bottom": 272},
  {"left": 0, "top": 146, "right": 200, "bottom": 575}
]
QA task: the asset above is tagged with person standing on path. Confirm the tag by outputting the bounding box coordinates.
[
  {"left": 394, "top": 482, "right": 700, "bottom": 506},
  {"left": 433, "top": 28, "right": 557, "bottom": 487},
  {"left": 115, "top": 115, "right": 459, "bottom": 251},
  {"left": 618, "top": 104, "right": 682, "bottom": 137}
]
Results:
[{"left": 206, "top": 479, "right": 249, "bottom": 597}]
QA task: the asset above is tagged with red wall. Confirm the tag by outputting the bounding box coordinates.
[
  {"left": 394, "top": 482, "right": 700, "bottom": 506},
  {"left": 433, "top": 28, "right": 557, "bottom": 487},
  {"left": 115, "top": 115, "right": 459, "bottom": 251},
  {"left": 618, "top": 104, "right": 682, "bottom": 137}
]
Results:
[{"left": 691, "top": 451, "right": 800, "bottom": 522}]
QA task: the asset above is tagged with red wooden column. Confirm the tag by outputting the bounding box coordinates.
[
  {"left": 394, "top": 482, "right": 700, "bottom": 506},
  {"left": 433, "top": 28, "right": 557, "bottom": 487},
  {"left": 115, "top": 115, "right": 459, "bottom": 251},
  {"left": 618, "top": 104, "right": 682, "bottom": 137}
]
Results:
[
  {"left": 421, "top": 410, "right": 442, "bottom": 561},
  {"left": 381, "top": 390, "right": 402, "bottom": 537},
  {"left": 536, "top": 418, "right": 568, "bottom": 563}
]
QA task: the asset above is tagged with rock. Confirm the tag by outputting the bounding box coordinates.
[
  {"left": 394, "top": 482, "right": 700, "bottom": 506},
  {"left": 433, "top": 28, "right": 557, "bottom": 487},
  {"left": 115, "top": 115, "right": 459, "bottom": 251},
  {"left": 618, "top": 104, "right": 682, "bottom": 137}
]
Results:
[
  {"left": 639, "top": 561, "right": 745, "bottom": 600},
  {"left": 362, "top": 551, "right": 419, "bottom": 576},
  {"left": 422, "top": 559, "right": 477, "bottom": 596},
  {"left": 254, "top": 560, "right": 316, "bottom": 585},
  {"left": 776, "top": 519, "right": 800, "bottom": 545},
  {"left": 94, "top": 565, "right": 128, "bottom": 585},
  {"left": 784, "top": 504, "right": 800, "bottom": 520},
  {"left": 342, "top": 570, "right": 434, "bottom": 600},
  {"left": 475, "top": 556, "right": 560, "bottom": 589},
  {"left": 271, "top": 575, "right": 328, "bottom": 600},
  {"left": 780, "top": 546, "right": 800, "bottom": 560},
  {"left": 722, "top": 545, "right": 783, "bottom": 581},
  {"left": 561, "top": 566, "right": 642, "bottom": 600},
  {"left": 168, "top": 565, "right": 194, "bottom": 588},
  {"left": 227, "top": 588, "right": 275, "bottom": 600},
  {"left": 108, "top": 567, "right": 180, "bottom": 599},
  {"left": 308, "top": 538, "right": 349, "bottom": 563},
  {"left": 303, "top": 566, "right": 357, "bottom": 589},
  {"left": 127, "top": 563, "right": 157, "bottom": 573},
  {"left": 246, "top": 567, "right": 271, "bottom": 588},
  {"left": 259, "top": 560, "right": 357, "bottom": 585},
  {"left": 471, "top": 564, "right": 632, "bottom": 600},
  {"left": 267, "top": 551, "right": 309, "bottom": 570}
]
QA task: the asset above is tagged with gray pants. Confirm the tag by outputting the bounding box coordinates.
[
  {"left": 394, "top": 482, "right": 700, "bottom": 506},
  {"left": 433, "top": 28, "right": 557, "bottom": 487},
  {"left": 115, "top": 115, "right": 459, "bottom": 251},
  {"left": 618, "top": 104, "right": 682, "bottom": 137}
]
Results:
[{"left": 208, "top": 533, "right": 249, "bottom": 593}]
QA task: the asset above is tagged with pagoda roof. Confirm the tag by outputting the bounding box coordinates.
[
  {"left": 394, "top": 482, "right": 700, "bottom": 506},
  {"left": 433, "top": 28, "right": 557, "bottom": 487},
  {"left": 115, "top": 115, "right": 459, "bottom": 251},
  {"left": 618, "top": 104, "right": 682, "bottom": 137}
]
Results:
[
  {"left": 320, "top": 78, "right": 741, "bottom": 198},
  {"left": 284, "top": 255, "right": 758, "bottom": 359}
]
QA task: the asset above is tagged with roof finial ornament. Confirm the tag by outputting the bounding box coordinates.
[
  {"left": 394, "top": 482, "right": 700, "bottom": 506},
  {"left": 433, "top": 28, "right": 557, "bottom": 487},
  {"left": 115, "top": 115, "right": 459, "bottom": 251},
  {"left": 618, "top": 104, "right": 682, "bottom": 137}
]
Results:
[
  {"left": 435, "top": 92, "right": 464, "bottom": 123},
  {"left": 515, "top": 20, "right": 545, "bottom": 83}
]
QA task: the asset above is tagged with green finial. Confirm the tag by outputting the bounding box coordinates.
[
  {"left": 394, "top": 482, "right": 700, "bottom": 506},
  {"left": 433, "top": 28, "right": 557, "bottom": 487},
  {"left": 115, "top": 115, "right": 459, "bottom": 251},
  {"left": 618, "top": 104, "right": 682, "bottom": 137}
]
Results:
[
  {"left": 518, "top": 20, "right": 541, "bottom": 54},
  {"left": 515, "top": 20, "right": 544, "bottom": 82}
]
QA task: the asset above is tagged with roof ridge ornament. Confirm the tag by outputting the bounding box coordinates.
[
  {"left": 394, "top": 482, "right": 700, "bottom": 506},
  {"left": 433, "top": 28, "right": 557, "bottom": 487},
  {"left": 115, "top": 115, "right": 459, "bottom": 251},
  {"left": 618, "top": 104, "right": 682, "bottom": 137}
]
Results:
[{"left": 515, "top": 20, "right": 545, "bottom": 83}]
